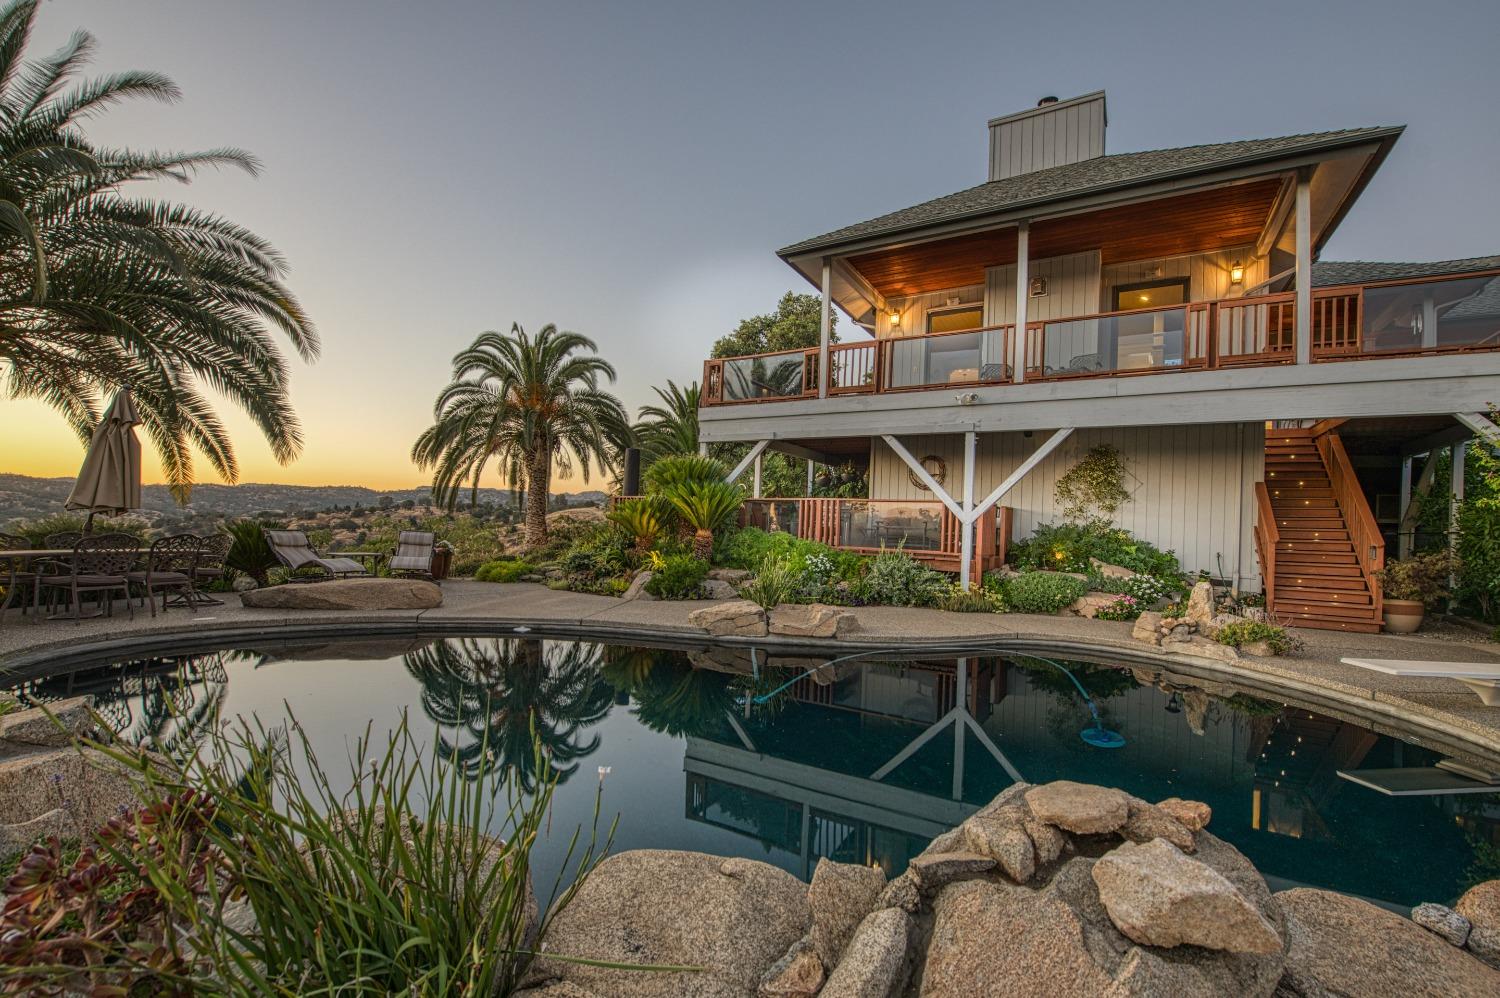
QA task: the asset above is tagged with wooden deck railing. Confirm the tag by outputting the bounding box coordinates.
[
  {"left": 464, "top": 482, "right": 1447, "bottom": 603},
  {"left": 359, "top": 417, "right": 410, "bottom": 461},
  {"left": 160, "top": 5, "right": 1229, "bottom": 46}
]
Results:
[
  {"left": 701, "top": 267, "right": 1500, "bottom": 406},
  {"left": 1315, "top": 430, "right": 1385, "bottom": 619}
]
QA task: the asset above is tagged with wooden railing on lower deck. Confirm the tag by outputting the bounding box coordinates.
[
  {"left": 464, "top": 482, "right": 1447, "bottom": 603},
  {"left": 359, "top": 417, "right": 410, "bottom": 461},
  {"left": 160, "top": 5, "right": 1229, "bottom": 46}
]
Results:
[
  {"left": 1253, "top": 481, "right": 1279, "bottom": 610},
  {"left": 1315, "top": 431, "right": 1385, "bottom": 619}
]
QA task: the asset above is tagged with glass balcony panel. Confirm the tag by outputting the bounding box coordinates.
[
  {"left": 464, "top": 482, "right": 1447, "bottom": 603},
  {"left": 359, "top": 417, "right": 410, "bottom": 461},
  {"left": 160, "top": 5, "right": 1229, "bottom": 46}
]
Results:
[
  {"left": 1041, "top": 307, "right": 1188, "bottom": 375},
  {"left": 1360, "top": 275, "right": 1500, "bottom": 354},
  {"left": 837, "top": 501, "right": 944, "bottom": 551},
  {"left": 885, "top": 329, "right": 1009, "bottom": 389},
  {"left": 718, "top": 352, "right": 808, "bottom": 401}
]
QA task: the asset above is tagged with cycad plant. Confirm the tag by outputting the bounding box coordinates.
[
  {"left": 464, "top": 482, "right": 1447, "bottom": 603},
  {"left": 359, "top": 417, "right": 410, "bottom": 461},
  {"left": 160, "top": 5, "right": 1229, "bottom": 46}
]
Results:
[
  {"left": 666, "top": 480, "right": 743, "bottom": 559},
  {"left": 642, "top": 453, "right": 726, "bottom": 495},
  {"left": 0, "top": 0, "right": 316, "bottom": 498},
  {"left": 606, "top": 496, "right": 671, "bottom": 554},
  {"left": 412, "top": 324, "right": 629, "bottom": 548}
]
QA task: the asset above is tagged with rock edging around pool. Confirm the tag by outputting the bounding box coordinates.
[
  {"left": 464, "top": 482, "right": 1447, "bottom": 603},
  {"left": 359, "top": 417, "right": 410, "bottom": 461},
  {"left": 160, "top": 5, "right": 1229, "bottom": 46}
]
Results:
[{"left": 517, "top": 779, "right": 1500, "bottom": 998}]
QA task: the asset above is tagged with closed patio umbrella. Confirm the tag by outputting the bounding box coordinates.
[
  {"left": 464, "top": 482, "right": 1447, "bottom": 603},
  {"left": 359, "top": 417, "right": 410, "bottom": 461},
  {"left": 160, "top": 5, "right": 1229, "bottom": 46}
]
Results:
[{"left": 65, "top": 389, "right": 143, "bottom": 532}]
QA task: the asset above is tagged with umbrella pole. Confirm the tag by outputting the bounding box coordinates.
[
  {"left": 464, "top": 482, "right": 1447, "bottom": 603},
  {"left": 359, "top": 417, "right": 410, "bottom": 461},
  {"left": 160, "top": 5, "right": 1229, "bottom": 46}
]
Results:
[{"left": 84, "top": 512, "right": 95, "bottom": 535}]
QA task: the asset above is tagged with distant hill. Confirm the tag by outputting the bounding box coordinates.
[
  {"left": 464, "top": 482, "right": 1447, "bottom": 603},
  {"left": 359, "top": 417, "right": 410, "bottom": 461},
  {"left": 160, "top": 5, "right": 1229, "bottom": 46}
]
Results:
[{"left": 0, "top": 474, "right": 606, "bottom": 527}]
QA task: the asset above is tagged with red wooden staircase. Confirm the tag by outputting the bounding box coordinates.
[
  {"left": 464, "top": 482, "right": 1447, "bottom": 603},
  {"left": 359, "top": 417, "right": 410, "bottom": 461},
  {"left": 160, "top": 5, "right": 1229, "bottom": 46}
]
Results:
[{"left": 1255, "top": 426, "right": 1385, "bottom": 633}]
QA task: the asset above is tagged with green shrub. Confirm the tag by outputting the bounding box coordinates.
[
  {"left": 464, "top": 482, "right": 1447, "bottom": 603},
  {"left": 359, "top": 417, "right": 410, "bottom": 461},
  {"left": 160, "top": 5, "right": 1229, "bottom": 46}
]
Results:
[
  {"left": 1213, "top": 619, "right": 1294, "bottom": 655},
  {"left": 1010, "top": 521, "right": 1181, "bottom": 579},
  {"left": 939, "top": 583, "right": 1006, "bottom": 613},
  {"left": 1375, "top": 550, "right": 1461, "bottom": 608},
  {"left": 6, "top": 512, "right": 151, "bottom": 547},
  {"left": 739, "top": 556, "right": 800, "bottom": 609},
  {"left": 861, "top": 550, "right": 948, "bottom": 607},
  {"left": 474, "top": 559, "right": 532, "bottom": 583},
  {"left": 1000, "top": 571, "right": 1088, "bottom": 614},
  {"left": 644, "top": 554, "right": 709, "bottom": 599},
  {"left": 714, "top": 527, "right": 862, "bottom": 578}
]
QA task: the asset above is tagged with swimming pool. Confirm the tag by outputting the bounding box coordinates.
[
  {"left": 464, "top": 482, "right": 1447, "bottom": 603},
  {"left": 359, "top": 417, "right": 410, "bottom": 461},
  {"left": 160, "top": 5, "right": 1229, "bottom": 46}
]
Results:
[{"left": 7, "top": 632, "right": 1498, "bottom": 908}]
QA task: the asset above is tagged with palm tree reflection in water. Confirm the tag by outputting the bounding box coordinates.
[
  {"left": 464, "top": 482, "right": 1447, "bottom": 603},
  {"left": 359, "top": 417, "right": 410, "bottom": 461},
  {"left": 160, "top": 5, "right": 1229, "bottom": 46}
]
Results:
[
  {"left": 403, "top": 638, "right": 614, "bottom": 791},
  {"left": 601, "top": 647, "right": 737, "bottom": 739}
]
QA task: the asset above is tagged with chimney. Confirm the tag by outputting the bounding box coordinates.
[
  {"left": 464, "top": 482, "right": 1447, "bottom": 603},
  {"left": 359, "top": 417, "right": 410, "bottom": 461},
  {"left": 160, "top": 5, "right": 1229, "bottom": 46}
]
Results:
[{"left": 988, "top": 91, "right": 1107, "bottom": 182}]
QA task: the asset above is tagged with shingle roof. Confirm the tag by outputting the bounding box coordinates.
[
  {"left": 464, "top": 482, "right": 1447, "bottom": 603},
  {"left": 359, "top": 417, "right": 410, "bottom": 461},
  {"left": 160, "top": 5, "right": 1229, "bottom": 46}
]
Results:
[
  {"left": 779, "top": 127, "right": 1401, "bottom": 257},
  {"left": 1312, "top": 255, "right": 1500, "bottom": 287}
]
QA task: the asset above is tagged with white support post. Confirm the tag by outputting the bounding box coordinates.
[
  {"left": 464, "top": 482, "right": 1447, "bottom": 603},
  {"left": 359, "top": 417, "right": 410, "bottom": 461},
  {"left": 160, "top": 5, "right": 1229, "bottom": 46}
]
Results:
[
  {"left": 752, "top": 453, "right": 763, "bottom": 498},
  {"left": 818, "top": 257, "right": 832, "bottom": 399},
  {"left": 726, "top": 440, "right": 770, "bottom": 485},
  {"left": 1294, "top": 172, "right": 1312, "bottom": 365},
  {"left": 1012, "top": 221, "right": 1029, "bottom": 384},
  {"left": 1455, "top": 411, "right": 1500, "bottom": 447},
  {"left": 880, "top": 435, "right": 964, "bottom": 519},
  {"left": 1398, "top": 455, "right": 1414, "bottom": 559},
  {"left": 959, "top": 431, "right": 977, "bottom": 587},
  {"left": 1451, "top": 441, "right": 1467, "bottom": 571},
  {"left": 969, "top": 427, "right": 1074, "bottom": 522},
  {"left": 805, "top": 459, "right": 814, "bottom": 497}
]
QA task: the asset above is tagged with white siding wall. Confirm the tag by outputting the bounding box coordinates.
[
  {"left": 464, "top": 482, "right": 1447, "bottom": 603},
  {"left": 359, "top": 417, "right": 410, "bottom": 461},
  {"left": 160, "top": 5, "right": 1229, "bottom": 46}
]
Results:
[
  {"left": 1101, "top": 246, "right": 1268, "bottom": 310},
  {"left": 984, "top": 251, "right": 1101, "bottom": 325},
  {"left": 867, "top": 423, "right": 1265, "bottom": 589},
  {"left": 875, "top": 284, "right": 985, "bottom": 339}
]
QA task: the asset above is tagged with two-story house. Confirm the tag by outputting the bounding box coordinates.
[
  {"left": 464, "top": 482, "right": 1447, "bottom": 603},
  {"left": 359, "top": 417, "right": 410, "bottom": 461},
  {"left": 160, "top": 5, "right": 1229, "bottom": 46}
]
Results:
[{"left": 697, "top": 91, "right": 1500, "bottom": 632}]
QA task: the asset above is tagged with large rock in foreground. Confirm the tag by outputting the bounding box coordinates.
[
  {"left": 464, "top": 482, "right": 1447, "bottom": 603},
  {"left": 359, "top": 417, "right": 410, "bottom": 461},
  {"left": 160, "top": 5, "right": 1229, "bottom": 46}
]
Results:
[
  {"left": 522, "top": 850, "right": 809, "bottom": 997},
  {"left": 1278, "top": 887, "right": 1500, "bottom": 996},
  {"left": 240, "top": 577, "right": 442, "bottom": 610},
  {"left": 0, "top": 745, "right": 145, "bottom": 852},
  {"left": 688, "top": 600, "right": 768, "bottom": 638},
  {"left": 1457, "top": 879, "right": 1500, "bottom": 969},
  {"left": 1091, "top": 839, "right": 1280, "bottom": 953}
]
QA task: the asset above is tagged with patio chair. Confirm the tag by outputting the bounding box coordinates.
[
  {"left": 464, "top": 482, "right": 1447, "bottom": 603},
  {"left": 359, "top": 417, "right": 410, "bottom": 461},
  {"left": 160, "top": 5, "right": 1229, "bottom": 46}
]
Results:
[
  {"left": 192, "top": 532, "right": 233, "bottom": 605},
  {"left": 0, "top": 532, "right": 38, "bottom": 625},
  {"left": 263, "top": 529, "right": 368, "bottom": 580},
  {"left": 390, "top": 530, "right": 437, "bottom": 581},
  {"left": 35, "top": 532, "right": 139, "bottom": 622},
  {"left": 44, "top": 530, "right": 83, "bottom": 550},
  {"left": 127, "top": 534, "right": 201, "bottom": 617}
]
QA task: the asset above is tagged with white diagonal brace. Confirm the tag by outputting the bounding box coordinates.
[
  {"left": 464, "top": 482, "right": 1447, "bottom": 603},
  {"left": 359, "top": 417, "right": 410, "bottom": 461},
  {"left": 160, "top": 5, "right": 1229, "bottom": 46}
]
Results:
[
  {"left": 725, "top": 440, "right": 770, "bottom": 485},
  {"left": 1455, "top": 411, "right": 1500, "bottom": 447},
  {"left": 965, "top": 427, "right": 1074, "bottom": 525},
  {"left": 880, "top": 435, "right": 964, "bottom": 519}
]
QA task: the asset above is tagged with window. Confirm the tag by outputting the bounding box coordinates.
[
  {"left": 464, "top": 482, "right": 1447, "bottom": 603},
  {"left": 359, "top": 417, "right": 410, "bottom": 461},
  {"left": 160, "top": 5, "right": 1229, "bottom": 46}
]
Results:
[
  {"left": 1112, "top": 277, "right": 1189, "bottom": 311},
  {"left": 926, "top": 304, "right": 984, "bottom": 334}
]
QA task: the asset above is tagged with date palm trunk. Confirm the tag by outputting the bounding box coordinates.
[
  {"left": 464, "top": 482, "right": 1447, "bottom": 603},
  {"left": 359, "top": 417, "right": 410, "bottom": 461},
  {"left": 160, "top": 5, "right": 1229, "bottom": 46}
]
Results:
[{"left": 525, "top": 447, "right": 550, "bottom": 549}]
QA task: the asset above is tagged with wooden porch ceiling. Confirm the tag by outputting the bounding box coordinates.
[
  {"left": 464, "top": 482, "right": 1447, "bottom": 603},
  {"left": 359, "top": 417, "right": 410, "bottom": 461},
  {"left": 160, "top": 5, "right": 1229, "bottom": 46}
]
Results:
[{"left": 847, "top": 178, "right": 1285, "bottom": 298}]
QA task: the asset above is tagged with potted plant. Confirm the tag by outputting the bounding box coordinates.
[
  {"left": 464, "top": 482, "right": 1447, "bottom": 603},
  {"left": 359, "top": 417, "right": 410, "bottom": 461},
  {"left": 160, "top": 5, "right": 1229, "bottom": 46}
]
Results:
[
  {"left": 1373, "top": 551, "right": 1460, "bottom": 633},
  {"left": 430, "top": 539, "right": 455, "bottom": 581}
]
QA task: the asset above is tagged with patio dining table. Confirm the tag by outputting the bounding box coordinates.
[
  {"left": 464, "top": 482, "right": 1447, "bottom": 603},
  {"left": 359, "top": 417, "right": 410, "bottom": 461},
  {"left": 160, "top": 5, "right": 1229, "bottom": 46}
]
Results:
[{"left": 1, "top": 546, "right": 146, "bottom": 621}]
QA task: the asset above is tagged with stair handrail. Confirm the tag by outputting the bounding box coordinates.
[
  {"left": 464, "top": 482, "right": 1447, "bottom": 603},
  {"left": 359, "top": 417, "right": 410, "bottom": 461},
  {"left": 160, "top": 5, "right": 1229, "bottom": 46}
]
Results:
[
  {"left": 1254, "top": 481, "right": 1279, "bottom": 609},
  {"left": 1314, "top": 430, "right": 1385, "bottom": 618}
]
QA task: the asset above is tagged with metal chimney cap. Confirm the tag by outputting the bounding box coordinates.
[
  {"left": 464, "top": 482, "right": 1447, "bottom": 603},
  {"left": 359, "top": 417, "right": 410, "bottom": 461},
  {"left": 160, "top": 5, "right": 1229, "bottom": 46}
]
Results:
[{"left": 1037, "top": 95, "right": 1060, "bottom": 106}]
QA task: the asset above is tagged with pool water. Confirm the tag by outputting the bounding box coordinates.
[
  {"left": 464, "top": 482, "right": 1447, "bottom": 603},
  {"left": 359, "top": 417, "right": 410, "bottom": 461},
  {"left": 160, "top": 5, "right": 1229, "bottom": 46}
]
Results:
[{"left": 8, "top": 633, "right": 1500, "bottom": 909}]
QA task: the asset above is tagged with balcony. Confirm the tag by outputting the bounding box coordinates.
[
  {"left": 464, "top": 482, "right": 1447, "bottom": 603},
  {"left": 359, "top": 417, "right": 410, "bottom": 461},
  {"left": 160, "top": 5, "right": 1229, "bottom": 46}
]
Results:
[{"left": 701, "top": 269, "right": 1500, "bottom": 406}]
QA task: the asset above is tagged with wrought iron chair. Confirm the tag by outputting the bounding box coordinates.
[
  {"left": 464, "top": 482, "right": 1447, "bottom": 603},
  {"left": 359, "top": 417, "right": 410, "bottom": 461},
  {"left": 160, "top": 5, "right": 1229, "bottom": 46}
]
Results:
[
  {"left": 192, "top": 532, "right": 233, "bottom": 605},
  {"left": 35, "top": 533, "right": 139, "bottom": 622},
  {"left": 127, "top": 534, "right": 201, "bottom": 617},
  {"left": 0, "top": 532, "right": 38, "bottom": 625},
  {"left": 44, "top": 531, "right": 83, "bottom": 550}
]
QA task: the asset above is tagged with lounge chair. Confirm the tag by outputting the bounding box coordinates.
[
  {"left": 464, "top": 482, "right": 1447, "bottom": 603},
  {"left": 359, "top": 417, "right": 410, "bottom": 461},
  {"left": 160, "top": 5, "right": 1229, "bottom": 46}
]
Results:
[
  {"left": 390, "top": 530, "right": 437, "bottom": 581},
  {"left": 263, "top": 529, "right": 369, "bottom": 580}
]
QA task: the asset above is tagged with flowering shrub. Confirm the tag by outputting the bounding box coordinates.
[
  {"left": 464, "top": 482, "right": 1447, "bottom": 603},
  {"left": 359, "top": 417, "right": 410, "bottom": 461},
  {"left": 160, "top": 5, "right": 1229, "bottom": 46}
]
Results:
[
  {"left": 1095, "top": 595, "right": 1143, "bottom": 621},
  {"left": 939, "top": 583, "right": 1006, "bottom": 613},
  {"left": 1214, "top": 619, "right": 1294, "bottom": 654},
  {"left": 1010, "top": 521, "right": 1181, "bottom": 579},
  {"left": 644, "top": 554, "right": 708, "bottom": 599}
]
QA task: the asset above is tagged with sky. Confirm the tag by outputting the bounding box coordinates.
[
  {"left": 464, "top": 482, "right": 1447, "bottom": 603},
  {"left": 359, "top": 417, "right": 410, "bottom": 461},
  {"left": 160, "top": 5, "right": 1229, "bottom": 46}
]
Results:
[{"left": 2, "top": 0, "right": 1498, "bottom": 491}]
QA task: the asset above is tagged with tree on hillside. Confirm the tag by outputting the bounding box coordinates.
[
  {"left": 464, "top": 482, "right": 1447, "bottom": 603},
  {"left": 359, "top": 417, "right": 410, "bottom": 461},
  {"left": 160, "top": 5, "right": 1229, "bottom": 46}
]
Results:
[
  {"left": 0, "top": 0, "right": 316, "bottom": 499},
  {"left": 411, "top": 323, "right": 629, "bottom": 548},
  {"left": 710, "top": 291, "right": 836, "bottom": 358}
]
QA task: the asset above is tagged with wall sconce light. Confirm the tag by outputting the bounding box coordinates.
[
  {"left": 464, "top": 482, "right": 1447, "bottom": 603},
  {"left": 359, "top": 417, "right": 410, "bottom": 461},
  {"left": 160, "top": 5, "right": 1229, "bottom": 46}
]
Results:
[
  {"left": 1230, "top": 260, "right": 1245, "bottom": 285},
  {"left": 1028, "top": 277, "right": 1048, "bottom": 298},
  {"left": 888, "top": 310, "right": 901, "bottom": 332}
]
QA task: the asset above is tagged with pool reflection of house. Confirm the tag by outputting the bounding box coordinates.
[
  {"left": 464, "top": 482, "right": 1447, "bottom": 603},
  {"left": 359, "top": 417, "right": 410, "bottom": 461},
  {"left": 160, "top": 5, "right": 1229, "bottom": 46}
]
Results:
[{"left": 678, "top": 654, "right": 1484, "bottom": 884}]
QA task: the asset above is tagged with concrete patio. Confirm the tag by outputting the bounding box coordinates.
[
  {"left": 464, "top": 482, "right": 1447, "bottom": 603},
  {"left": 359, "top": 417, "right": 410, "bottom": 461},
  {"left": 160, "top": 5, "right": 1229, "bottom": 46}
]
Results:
[{"left": 4, "top": 580, "right": 1500, "bottom": 763}]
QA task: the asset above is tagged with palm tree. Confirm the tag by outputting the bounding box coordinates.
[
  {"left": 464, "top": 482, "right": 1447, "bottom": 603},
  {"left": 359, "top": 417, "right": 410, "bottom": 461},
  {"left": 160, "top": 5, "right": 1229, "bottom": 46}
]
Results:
[
  {"left": 403, "top": 637, "right": 614, "bottom": 791},
  {"left": 633, "top": 380, "right": 699, "bottom": 463},
  {"left": 0, "top": 1, "right": 316, "bottom": 498},
  {"left": 412, "top": 323, "right": 628, "bottom": 548}
]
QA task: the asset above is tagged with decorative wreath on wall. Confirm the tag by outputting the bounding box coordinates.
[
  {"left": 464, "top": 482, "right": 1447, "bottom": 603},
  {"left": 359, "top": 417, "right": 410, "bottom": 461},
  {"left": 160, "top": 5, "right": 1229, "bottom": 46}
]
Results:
[{"left": 907, "top": 455, "right": 948, "bottom": 492}]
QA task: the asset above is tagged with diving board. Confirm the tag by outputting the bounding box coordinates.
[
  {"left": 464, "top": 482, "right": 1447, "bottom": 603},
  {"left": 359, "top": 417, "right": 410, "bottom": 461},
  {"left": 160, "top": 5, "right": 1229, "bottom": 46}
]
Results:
[
  {"left": 1340, "top": 657, "right": 1500, "bottom": 706},
  {"left": 1337, "top": 767, "right": 1500, "bottom": 796}
]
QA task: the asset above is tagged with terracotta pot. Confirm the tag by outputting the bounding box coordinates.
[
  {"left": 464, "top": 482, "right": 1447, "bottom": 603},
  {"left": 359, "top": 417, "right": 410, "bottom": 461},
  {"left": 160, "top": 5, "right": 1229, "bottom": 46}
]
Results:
[{"left": 1382, "top": 598, "right": 1424, "bottom": 633}]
